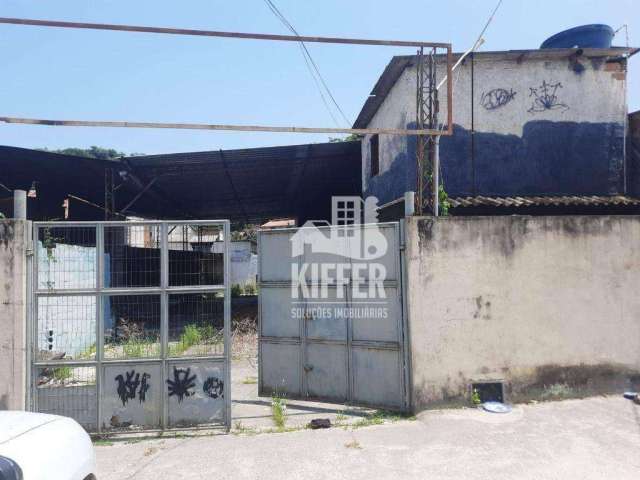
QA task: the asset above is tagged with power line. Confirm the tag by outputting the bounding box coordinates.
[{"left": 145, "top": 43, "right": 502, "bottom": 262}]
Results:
[
  {"left": 261, "top": 0, "right": 339, "bottom": 126},
  {"left": 262, "top": 0, "right": 352, "bottom": 127}
]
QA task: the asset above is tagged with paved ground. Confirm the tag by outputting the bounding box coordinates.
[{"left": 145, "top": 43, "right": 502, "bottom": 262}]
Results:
[
  {"left": 96, "top": 395, "right": 640, "bottom": 480},
  {"left": 232, "top": 358, "right": 374, "bottom": 431}
]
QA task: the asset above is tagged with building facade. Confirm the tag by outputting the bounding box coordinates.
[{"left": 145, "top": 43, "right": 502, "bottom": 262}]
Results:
[{"left": 355, "top": 47, "right": 638, "bottom": 209}]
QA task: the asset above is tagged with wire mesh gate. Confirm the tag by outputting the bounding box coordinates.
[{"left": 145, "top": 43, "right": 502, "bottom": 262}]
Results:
[{"left": 27, "top": 220, "right": 231, "bottom": 432}]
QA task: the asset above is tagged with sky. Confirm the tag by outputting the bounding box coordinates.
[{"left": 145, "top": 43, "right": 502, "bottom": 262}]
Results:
[{"left": 1, "top": 0, "right": 638, "bottom": 155}]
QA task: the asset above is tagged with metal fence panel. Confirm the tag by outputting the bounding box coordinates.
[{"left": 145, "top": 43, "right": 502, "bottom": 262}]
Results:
[
  {"left": 258, "top": 222, "right": 409, "bottom": 411},
  {"left": 29, "top": 220, "right": 231, "bottom": 432}
]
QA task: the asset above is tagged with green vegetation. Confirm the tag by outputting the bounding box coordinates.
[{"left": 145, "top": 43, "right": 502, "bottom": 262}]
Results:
[
  {"left": 242, "top": 376, "right": 258, "bottom": 385},
  {"left": 329, "top": 134, "right": 360, "bottom": 142},
  {"left": 92, "top": 439, "right": 114, "bottom": 447},
  {"left": 123, "top": 337, "right": 157, "bottom": 358},
  {"left": 231, "top": 284, "right": 243, "bottom": 297},
  {"left": 439, "top": 184, "right": 451, "bottom": 216},
  {"left": 169, "top": 324, "right": 223, "bottom": 356},
  {"left": 52, "top": 366, "right": 73, "bottom": 382},
  {"left": 271, "top": 395, "right": 287, "bottom": 430},
  {"left": 39, "top": 146, "right": 143, "bottom": 160},
  {"left": 540, "top": 383, "right": 574, "bottom": 400},
  {"left": 471, "top": 388, "right": 482, "bottom": 405},
  {"left": 78, "top": 343, "right": 97, "bottom": 360},
  {"left": 351, "top": 410, "right": 416, "bottom": 429},
  {"left": 231, "top": 283, "right": 258, "bottom": 297}
]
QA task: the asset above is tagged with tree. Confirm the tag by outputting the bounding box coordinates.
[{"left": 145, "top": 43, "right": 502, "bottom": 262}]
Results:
[
  {"left": 328, "top": 134, "right": 361, "bottom": 143},
  {"left": 39, "top": 146, "right": 142, "bottom": 159}
]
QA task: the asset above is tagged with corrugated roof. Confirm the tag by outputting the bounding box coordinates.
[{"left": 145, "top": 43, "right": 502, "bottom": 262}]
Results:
[
  {"left": 449, "top": 195, "right": 640, "bottom": 208},
  {"left": 354, "top": 47, "right": 638, "bottom": 130}
]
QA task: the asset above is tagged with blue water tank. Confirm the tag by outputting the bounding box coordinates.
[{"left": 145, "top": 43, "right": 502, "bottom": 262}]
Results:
[{"left": 540, "top": 24, "right": 614, "bottom": 49}]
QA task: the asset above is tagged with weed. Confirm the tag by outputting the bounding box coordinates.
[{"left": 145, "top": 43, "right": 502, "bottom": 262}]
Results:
[
  {"left": 351, "top": 410, "right": 415, "bottom": 429},
  {"left": 471, "top": 388, "right": 482, "bottom": 405},
  {"left": 123, "top": 337, "right": 154, "bottom": 357},
  {"left": 541, "top": 383, "right": 574, "bottom": 400},
  {"left": 93, "top": 439, "right": 114, "bottom": 447},
  {"left": 182, "top": 324, "right": 202, "bottom": 347},
  {"left": 271, "top": 395, "right": 287, "bottom": 429},
  {"left": 52, "top": 366, "right": 72, "bottom": 382},
  {"left": 242, "top": 376, "right": 258, "bottom": 385},
  {"left": 345, "top": 439, "right": 362, "bottom": 449},
  {"left": 232, "top": 420, "right": 258, "bottom": 436},
  {"left": 78, "top": 344, "right": 97, "bottom": 360},
  {"left": 243, "top": 283, "right": 257, "bottom": 295},
  {"left": 144, "top": 447, "right": 158, "bottom": 456},
  {"left": 231, "top": 284, "right": 243, "bottom": 297}
]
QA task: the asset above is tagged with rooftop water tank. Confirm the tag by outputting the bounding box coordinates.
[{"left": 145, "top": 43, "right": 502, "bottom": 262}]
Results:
[{"left": 540, "top": 24, "right": 614, "bottom": 49}]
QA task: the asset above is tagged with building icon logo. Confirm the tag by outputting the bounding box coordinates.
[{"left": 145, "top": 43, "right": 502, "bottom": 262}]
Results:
[{"left": 290, "top": 196, "right": 388, "bottom": 261}]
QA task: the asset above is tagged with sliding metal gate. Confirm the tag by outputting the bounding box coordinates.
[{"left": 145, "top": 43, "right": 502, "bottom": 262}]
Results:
[
  {"left": 28, "top": 220, "right": 231, "bottom": 432},
  {"left": 258, "top": 222, "right": 409, "bottom": 410}
]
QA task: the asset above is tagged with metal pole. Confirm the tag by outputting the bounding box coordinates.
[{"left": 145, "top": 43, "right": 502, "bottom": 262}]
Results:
[
  {"left": 223, "top": 221, "right": 232, "bottom": 430},
  {"left": 13, "top": 189, "right": 27, "bottom": 219},
  {"left": 433, "top": 137, "right": 440, "bottom": 217},
  {"left": 404, "top": 191, "right": 415, "bottom": 217}
]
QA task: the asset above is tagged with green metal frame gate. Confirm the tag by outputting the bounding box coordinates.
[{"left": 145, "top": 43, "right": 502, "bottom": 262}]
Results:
[{"left": 27, "top": 220, "right": 231, "bottom": 432}]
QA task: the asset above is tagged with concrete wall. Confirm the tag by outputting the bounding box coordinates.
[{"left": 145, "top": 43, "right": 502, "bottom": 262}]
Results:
[
  {"left": 629, "top": 111, "right": 640, "bottom": 196},
  {"left": 0, "top": 220, "right": 29, "bottom": 410},
  {"left": 363, "top": 51, "right": 628, "bottom": 204},
  {"left": 405, "top": 215, "right": 640, "bottom": 410}
]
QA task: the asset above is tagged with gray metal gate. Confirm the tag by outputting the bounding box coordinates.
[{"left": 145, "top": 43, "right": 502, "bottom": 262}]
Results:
[
  {"left": 27, "top": 220, "right": 231, "bottom": 432},
  {"left": 258, "top": 222, "right": 409, "bottom": 410}
]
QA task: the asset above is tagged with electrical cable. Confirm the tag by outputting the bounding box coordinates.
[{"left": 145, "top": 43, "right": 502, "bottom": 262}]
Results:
[{"left": 262, "top": 0, "right": 352, "bottom": 127}]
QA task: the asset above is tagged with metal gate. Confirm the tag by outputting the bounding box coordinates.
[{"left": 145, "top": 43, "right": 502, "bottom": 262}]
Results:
[
  {"left": 258, "top": 222, "right": 409, "bottom": 410},
  {"left": 27, "top": 220, "right": 231, "bottom": 432}
]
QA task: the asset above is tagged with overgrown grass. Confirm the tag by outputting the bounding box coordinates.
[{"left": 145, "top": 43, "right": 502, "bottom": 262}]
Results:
[
  {"left": 169, "top": 324, "right": 223, "bottom": 356},
  {"left": 351, "top": 410, "right": 416, "bottom": 429},
  {"left": 93, "top": 439, "right": 114, "bottom": 447},
  {"left": 123, "top": 337, "right": 156, "bottom": 357},
  {"left": 271, "top": 395, "right": 287, "bottom": 430},
  {"left": 78, "top": 343, "right": 97, "bottom": 360},
  {"left": 540, "top": 383, "right": 575, "bottom": 400},
  {"left": 52, "top": 366, "right": 72, "bottom": 382}
]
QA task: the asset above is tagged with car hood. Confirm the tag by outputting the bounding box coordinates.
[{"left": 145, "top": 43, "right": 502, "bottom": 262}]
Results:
[{"left": 0, "top": 412, "right": 60, "bottom": 445}]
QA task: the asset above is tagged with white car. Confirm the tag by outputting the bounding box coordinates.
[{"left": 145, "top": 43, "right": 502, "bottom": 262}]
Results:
[{"left": 0, "top": 411, "right": 96, "bottom": 480}]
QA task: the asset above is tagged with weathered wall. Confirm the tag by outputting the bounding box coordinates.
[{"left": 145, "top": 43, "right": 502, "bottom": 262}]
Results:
[
  {"left": 629, "top": 111, "right": 640, "bottom": 197},
  {"left": 363, "top": 51, "right": 628, "bottom": 204},
  {"left": 405, "top": 215, "right": 640, "bottom": 410},
  {"left": 0, "top": 220, "right": 29, "bottom": 410}
]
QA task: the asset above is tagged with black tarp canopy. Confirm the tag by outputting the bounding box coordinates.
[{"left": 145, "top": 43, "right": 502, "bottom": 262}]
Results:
[{"left": 0, "top": 142, "right": 361, "bottom": 223}]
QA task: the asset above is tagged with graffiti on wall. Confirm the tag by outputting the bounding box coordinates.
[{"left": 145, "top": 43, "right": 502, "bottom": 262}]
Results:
[
  {"left": 203, "top": 377, "right": 224, "bottom": 399},
  {"left": 115, "top": 370, "right": 151, "bottom": 406},
  {"left": 480, "top": 88, "right": 517, "bottom": 110},
  {"left": 528, "top": 81, "right": 569, "bottom": 113},
  {"left": 167, "top": 367, "right": 197, "bottom": 403}
]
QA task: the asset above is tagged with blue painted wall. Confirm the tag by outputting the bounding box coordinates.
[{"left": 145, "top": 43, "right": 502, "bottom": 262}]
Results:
[{"left": 365, "top": 120, "right": 625, "bottom": 202}]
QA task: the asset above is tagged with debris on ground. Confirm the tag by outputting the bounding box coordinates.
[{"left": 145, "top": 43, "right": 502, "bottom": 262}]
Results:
[
  {"left": 622, "top": 392, "right": 638, "bottom": 401},
  {"left": 482, "top": 402, "right": 512, "bottom": 414},
  {"left": 308, "top": 418, "right": 331, "bottom": 429}
]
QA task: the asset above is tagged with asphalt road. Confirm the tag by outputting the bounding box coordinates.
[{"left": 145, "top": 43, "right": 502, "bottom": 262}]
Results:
[{"left": 96, "top": 396, "right": 640, "bottom": 480}]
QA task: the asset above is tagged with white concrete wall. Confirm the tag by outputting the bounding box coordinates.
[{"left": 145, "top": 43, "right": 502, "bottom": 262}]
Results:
[
  {"left": 0, "top": 220, "right": 29, "bottom": 410},
  {"left": 405, "top": 215, "right": 640, "bottom": 410},
  {"left": 214, "top": 241, "right": 257, "bottom": 286},
  {"left": 362, "top": 51, "right": 628, "bottom": 199}
]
